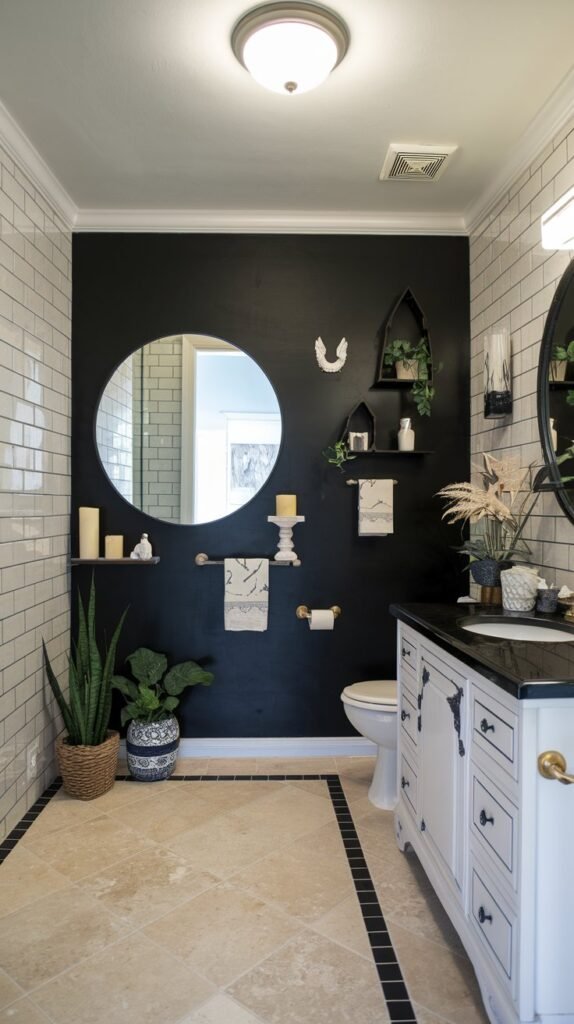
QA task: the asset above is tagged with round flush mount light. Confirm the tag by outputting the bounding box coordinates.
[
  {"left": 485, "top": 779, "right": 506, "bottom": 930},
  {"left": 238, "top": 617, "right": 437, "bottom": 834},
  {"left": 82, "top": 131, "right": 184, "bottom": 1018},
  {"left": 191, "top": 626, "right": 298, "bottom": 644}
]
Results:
[{"left": 231, "top": 2, "right": 349, "bottom": 95}]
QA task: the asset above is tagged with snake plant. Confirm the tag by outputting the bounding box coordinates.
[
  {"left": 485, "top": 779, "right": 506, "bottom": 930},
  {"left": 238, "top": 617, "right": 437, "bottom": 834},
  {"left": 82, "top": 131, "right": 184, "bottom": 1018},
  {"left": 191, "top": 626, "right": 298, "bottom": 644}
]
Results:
[{"left": 43, "top": 577, "right": 127, "bottom": 746}]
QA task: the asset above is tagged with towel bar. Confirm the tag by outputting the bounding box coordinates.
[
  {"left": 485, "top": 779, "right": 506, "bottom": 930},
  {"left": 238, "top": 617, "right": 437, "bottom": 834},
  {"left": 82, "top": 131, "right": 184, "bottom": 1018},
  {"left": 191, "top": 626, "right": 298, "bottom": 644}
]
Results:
[
  {"left": 195, "top": 552, "right": 300, "bottom": 567},
  {"left": 346, "top": 479, "right": 397, "bottom": 486}
]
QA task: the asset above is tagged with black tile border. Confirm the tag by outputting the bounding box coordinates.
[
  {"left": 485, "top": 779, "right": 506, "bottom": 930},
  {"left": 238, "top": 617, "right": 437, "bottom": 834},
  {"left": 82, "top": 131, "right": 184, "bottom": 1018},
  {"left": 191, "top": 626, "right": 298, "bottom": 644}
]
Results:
[{"left": 0, "top": 772, "right": 417, "bottom": 1023}]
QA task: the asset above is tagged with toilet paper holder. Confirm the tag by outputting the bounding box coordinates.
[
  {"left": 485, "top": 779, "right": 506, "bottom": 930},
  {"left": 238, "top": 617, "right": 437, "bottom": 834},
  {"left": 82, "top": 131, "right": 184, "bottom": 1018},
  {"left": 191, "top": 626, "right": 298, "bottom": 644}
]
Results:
[{"left": 296, "top": 605, "right": 341, "bottom": 620}]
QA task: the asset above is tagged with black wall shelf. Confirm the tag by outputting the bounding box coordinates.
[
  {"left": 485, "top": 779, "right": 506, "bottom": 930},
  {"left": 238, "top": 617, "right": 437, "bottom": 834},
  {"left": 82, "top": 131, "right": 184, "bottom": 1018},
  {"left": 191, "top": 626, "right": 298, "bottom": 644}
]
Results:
[
  {"left": 71, "top": 557, "right": 160, "bottom": 566},
  {"left": 349, "top": 449, "right": 433, "bottom": 456}
]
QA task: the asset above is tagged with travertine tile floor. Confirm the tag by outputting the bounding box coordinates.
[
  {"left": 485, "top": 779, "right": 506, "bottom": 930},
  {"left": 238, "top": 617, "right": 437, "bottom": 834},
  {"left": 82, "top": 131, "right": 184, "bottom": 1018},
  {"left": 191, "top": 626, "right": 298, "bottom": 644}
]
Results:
[{"left": 0, "top": 757, "right": 488, "bottom": 1024}]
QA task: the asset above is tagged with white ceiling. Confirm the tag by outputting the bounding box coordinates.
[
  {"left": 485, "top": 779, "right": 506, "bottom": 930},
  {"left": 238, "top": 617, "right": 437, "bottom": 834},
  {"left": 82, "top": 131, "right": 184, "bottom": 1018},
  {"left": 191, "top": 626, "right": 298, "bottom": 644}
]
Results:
[{"left": 0, "top": 0, "right": 573, "bottom": 231}]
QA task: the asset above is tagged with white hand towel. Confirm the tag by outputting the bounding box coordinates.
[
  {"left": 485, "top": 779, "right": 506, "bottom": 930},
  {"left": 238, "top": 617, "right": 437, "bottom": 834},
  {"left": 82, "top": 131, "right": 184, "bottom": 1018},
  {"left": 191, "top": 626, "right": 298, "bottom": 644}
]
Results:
[
  {"left": 358, "top": 479, "right": 394, "bottom": 536},
  {"left": 224, "top": 558, "right": 269, "bottom": 631}
]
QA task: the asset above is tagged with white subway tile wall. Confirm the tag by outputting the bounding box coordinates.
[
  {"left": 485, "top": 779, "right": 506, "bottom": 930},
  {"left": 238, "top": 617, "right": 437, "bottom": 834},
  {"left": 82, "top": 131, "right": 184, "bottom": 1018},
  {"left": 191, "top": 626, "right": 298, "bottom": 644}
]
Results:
[
  {"left": 470, "top": 115, "right": 574, "bottom": 589},
  {"left": 95, "top": 353, "right": 133, "bottom": 503},
  {"left": 0, "top": 144, "right": 71, "bottom": 840}
]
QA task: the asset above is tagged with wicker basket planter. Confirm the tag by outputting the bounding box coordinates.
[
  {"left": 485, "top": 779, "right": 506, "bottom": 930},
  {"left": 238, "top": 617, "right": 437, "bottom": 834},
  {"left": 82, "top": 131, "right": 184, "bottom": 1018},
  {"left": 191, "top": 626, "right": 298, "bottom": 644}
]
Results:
[{"left": 56, "top": 730, "right": 120, "bottom": 800}]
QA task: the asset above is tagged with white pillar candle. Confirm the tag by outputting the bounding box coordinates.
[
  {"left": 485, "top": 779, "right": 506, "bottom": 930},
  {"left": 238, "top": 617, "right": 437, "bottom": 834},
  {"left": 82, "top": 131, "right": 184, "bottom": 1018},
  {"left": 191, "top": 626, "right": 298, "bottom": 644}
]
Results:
[
  {"left": 105, "top": 535, "right": 124, "bottom": 559},
  {"left": 276, "top": 494, "right": 297, "bottom": 516},
  {"left": 79, "top": 507, "right": 100, "bottom": 559}
]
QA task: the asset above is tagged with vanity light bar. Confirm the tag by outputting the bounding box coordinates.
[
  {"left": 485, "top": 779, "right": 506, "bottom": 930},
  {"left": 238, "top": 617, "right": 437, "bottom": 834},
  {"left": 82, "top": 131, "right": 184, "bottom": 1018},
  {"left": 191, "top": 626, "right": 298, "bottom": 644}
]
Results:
[{"left": 541, "top": 185, "right": 574, "bottom": 250}]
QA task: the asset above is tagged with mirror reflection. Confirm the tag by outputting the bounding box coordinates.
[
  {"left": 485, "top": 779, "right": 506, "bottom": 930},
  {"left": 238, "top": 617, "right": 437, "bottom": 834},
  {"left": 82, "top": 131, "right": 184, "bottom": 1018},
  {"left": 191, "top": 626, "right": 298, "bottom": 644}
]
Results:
[
  {"left": 538, "top": 261, "right": 574, "bottom": 519},
  {"left": 96, "top": 334, "right": 282, "bottom": 525}
]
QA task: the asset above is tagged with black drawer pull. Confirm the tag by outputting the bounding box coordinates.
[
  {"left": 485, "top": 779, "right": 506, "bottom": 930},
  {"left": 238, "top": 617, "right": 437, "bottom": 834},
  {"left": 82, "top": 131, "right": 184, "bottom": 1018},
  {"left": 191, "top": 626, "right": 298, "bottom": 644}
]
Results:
[
  {"left": 401, "top": 776, "right": 410, "bottom": 789},
  {"left": 480, "top": 718, "right": 495, "bottom": 734},
  {"left": 401, "top": 709, "right": 410, "bottom": 721},
  {"left": 478, "top": 906, "right": 493, "bottom": 925},
  {"left": 479, "top": 809, "right": 494, "bottom": 827},
  {"left": 402, "top": 646, "right": 411, "bottom": 658}
]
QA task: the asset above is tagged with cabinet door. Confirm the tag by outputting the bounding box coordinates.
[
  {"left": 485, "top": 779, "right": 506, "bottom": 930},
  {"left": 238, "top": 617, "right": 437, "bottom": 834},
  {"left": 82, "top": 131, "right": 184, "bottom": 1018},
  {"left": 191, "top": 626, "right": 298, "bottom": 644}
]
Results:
[{"left": 419, "top": 653, "right": 465, "bottom": 888}]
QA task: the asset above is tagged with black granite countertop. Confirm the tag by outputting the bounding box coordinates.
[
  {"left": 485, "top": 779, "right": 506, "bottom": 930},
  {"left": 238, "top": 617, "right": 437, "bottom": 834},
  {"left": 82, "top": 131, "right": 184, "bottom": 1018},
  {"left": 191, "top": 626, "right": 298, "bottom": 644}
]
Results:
[{"left": 390, "top": 602, "right": 574, "bottom": 699}]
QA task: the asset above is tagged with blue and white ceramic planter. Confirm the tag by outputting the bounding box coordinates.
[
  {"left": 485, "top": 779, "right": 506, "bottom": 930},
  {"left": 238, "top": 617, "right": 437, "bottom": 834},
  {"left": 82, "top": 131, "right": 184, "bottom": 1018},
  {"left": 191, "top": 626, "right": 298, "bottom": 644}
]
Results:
[{"left": 126, "top": 715, "right": 180, "bottom": 781}]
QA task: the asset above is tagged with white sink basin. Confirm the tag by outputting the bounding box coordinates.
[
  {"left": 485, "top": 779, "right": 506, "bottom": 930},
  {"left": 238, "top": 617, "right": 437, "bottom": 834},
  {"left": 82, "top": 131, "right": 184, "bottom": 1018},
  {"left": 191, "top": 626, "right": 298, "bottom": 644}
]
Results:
[{"left": 461, "top": 620, "right": 574, "bottom": 642}]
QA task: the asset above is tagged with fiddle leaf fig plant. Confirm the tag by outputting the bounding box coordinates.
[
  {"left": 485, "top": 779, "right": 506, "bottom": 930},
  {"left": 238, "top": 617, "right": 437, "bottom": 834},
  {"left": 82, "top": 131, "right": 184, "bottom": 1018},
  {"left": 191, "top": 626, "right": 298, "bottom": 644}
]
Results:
[{"left": 113, "top": 647, "right": 213, "bottom": 726}]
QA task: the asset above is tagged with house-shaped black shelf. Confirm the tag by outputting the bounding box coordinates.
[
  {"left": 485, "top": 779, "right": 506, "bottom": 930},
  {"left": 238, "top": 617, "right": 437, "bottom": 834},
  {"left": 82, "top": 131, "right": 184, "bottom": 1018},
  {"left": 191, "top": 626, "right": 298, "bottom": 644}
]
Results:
[
  {"left": 373, "top": 287, "right": 432, "bottom": 387},
  {"left": 339, "top": 400, "right": 376, "bottom": 452}
]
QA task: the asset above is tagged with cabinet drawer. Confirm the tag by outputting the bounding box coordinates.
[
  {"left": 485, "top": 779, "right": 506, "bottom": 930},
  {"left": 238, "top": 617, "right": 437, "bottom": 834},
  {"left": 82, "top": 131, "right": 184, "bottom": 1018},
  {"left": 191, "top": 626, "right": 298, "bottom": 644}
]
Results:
[
  {"left": 470, "top": 864, "right": 514, "bottom": 980},
  {"left": 400, "top": 753, "right": 417, "bottom": 817},
  {"left": 399, "top": 630, "right": 418, "bottom": 675},
  {"left": 473, "top": 693, "right": 517, "bottom": 777},
  {"left": 400, "top": 691, "right": 418, "bottom": 747},
  {"left": 471, "top": 773, "right": 516, "bottom": 883}
]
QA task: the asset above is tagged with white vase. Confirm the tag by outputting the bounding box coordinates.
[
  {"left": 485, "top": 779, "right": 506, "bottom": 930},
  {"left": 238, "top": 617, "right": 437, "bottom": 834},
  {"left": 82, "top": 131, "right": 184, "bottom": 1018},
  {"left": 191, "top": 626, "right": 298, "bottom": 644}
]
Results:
[
  {"left": 550, "top": 359, "right": 567, "bottom": 382},
  {"left": 398, "top": 417, "right": 415, "bottom": 451},
  {"left": 500, "top": 568, "right": 540, "bottom": 612}
]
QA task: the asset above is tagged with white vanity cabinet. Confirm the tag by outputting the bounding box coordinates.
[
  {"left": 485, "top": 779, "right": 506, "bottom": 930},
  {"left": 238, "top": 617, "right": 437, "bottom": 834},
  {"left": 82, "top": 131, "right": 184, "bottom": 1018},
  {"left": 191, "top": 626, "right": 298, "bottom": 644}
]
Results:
[{"left": 395, "top": 620, "right": 574, "bottom": 1024}]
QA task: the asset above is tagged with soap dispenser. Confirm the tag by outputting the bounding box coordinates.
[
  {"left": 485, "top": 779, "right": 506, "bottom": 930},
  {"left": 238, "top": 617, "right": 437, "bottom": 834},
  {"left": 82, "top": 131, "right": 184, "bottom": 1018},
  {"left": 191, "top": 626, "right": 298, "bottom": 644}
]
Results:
[{"left": 398, "top": 417, "right": 415, "bottom": 452}]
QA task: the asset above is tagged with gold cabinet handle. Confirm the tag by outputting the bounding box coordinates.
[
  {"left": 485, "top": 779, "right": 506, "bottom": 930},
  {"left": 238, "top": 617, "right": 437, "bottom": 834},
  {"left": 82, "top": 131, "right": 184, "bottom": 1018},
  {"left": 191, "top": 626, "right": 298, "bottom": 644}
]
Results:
[{"left": 537, "top": 750, "right": 574, "bottom": 785}]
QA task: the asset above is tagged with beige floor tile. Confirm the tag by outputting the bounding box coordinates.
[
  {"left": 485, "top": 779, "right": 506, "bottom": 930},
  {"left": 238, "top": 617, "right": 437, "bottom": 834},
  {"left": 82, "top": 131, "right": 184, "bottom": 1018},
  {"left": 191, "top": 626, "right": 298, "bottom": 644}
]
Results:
[
  {"left": 104, "top": 786, "right": 226, "bottom": 842},
  {"left": 191, "top": 780, "right": 284, "bottom": 811},
  {"left": 163, "top": 808, "right": 287, "bottom": 876},
  {"left": 229, "top": 831, "right": 354, "bottom": 923},
  {"left": 230, "top": 785, "right": 335, "bottom": 846},
  {"left": 254, "top": 757, "right": 337, "bottom": 774},
  {"left": 311, "top": 894, "right": 372, "bottom": 959},
  {"left": 86, "top": 779, "right": 168, "bottom": 811},
  {"left": 78, "top": 846, "right": 219, "bottom": 926},
  {"left": 203, "top": 758, "right": 258, "bottom": 775},
  {"left": 20, "top": 793, "right": 101, "bottom": 845},
  {"left": 389, "top": 924, "right": 489, "bottom": 1024},
  {"left": 0, "top": 846, "right": 70, "bottom": 919},
  {"left": 0, "top": 970, "right": 23, "bottom": 1010},
  {"left": 0, "top": 888, "right": 131, "bottom": 991},
  {"left": 145, "top": 882, "right": 302, "bottom": 987},
  {"left": 381, "top": 880, "right": 464, "bottom": 955},
  {"left": 0, "top": 998, "right": 52, "bottom": 1022},
  {"left": 412, "top": 1004, "right": 452, "bottom": 1024},
  {"left": 228, "top": 930, "right": 388, "bottom": 1024},
  {"left": 25, "top": 815, "right": 154, "bottom": 881},
  {"left": 179, "top": 993, "right": 267, "bottom": 1024},
  {"left": 32, "top": 932, "right": 215, "bottom": 1024},
  {"left": 169, "top": 758, "right": 209, "bottom": 774},
  {"left": 335, "top": 757, "right": 377, "bottom": 783},
  {"left": 288, "top": 779, "right": 331, "bottom": 799}
]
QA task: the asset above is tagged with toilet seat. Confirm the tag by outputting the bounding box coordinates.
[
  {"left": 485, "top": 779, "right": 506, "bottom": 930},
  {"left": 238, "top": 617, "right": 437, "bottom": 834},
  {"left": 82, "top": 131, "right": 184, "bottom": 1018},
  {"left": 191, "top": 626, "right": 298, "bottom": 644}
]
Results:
[{"left": 340, "top": 679, "right": 397, "bottom": 710}]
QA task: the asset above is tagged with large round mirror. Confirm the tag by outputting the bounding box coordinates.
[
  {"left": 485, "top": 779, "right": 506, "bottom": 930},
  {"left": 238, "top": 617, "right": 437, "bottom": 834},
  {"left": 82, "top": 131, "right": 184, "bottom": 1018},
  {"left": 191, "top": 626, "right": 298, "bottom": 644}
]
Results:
[
  {"left": 538, "top": 259, "right": 574, "bottom": 522},
  {"left": 96, "top": 334, "right": 282, "bottom": 525}
]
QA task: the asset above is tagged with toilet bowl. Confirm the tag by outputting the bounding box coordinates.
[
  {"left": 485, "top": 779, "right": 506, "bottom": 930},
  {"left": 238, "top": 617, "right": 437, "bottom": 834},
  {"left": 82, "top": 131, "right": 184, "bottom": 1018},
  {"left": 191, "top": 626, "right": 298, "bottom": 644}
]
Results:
[{"left": 340, "top": 680, "right": 398, "bottom": 810}]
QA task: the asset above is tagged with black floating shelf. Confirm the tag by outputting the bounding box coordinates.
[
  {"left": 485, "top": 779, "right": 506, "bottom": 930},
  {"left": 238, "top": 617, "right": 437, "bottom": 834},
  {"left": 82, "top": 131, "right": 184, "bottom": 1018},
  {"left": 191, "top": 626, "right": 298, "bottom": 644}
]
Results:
[
  {"left": 549, "top": 381, "right": 574, "bottom": 390},
  {"left": 71, "top": 557, "right": 161, "bottom": 566},
  {"left": 370, "top": 378, "right": 431, "bottom": 390},
  {"left": 349, "top": 449, "right": 433, "bottom": 455}
]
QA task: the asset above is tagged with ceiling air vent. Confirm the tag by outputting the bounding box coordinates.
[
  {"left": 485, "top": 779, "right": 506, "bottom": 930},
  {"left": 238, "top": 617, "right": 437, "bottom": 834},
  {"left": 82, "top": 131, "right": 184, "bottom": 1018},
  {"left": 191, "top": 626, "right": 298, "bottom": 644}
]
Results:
[{"left": 380, "top": 143, "right": 457, "bottom": 182}]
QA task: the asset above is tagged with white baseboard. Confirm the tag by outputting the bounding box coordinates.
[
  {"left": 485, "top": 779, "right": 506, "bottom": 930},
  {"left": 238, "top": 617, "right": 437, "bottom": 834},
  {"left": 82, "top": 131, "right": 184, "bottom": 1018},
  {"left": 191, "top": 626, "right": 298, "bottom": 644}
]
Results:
[{"left": 119, "top": 737, "right": 376, "bottom": 759}]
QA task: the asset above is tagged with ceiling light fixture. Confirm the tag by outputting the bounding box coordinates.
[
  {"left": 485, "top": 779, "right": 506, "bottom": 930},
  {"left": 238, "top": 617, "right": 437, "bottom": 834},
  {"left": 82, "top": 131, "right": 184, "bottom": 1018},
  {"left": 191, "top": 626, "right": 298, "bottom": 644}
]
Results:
[{"left": 231, "top": 2, "right": 349, "bottom": 95}]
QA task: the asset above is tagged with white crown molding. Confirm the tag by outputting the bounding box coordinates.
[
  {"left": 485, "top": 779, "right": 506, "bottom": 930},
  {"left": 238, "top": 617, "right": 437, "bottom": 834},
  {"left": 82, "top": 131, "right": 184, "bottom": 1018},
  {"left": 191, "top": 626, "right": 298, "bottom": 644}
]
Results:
[
  {"left": 120, "top": 736, "right": 376, "bottom": 758},
  {"left": 465, "top": 67, "right": 574, "bottom": 236},
  {"left": 74, "top": 207, "right": 466, "bottom": 235},
  {"left": 0, "top": 99, "right": 77, "bottom": 229}
]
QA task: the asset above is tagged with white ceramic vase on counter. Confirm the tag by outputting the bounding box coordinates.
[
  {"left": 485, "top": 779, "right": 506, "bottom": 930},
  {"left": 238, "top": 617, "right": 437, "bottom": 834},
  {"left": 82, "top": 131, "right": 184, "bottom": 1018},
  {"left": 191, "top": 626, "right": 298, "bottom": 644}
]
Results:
[{"left": 500, "top": 566, "right": 541, "bottom": 612}]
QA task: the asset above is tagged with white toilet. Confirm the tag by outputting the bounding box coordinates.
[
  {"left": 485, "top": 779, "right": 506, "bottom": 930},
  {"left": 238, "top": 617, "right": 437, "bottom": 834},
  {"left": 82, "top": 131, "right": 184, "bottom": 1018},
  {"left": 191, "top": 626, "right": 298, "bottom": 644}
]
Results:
[{"left": 340, "top": 679, "right": 398, "bottom": 809}]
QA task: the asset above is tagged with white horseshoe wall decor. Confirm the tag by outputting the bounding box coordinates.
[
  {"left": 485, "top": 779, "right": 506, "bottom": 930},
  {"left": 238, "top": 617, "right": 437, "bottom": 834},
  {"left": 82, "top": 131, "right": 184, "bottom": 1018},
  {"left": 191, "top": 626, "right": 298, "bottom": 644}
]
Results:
[{"left": 315, "top": 336, "right": 348, "bottom": 373}]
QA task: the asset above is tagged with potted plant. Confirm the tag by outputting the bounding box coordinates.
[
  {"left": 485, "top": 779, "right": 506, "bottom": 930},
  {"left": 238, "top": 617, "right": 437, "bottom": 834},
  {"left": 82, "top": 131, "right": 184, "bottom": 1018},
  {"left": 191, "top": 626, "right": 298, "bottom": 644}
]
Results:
[
  {"left": 43, "top": 578, "right": 127, "bottom": 800},
  {"left": 383, "top": 337, "right": 440, "bottom": 416},
  {"left": 113, "top": 647, "right": 214, "bottom": 781},
  {"left": 322, "top": 439, "right": 357, "bottom": 472},
  {"left": 436, "top": 453, "right": 540, "bottom": 592},
  {"left": 550, "top": 339, "right": 574, "bottom": 381}
]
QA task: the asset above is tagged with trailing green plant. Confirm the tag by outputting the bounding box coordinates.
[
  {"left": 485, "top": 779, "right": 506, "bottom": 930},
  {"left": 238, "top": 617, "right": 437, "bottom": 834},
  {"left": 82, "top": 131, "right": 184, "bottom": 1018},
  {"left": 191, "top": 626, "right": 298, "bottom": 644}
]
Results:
[
  {"left": 383, "top": 337, "right": 440, "bottom": 416},
  {"left": 113, "top": 647, "right": 214, "bottom": 726},
  {"left": 322, "top": 439, "right": 356, "bottom": 472},
  {"left": 552, "top": 340, "right": 574, "bottom": 363},
  {"left": 43, "top": 577, "right": 127, "bottom": 746}
]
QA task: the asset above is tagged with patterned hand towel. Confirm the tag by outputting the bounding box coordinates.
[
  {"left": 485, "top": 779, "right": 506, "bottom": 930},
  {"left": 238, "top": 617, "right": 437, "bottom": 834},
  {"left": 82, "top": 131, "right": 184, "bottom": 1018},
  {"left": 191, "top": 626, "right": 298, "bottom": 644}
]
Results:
[
  {"left": 224, "top": 558, "right": 269, "bottom": 631},
  {"left": 358, "top": 479, "right": 394, "bottom": 536}
]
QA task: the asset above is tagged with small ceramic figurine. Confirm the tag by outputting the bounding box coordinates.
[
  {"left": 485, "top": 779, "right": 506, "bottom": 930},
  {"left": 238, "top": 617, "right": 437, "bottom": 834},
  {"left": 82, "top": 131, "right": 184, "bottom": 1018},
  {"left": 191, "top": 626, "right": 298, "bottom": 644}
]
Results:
[{"left": 130, "top": 533, "right": 153, "bottom": 560}]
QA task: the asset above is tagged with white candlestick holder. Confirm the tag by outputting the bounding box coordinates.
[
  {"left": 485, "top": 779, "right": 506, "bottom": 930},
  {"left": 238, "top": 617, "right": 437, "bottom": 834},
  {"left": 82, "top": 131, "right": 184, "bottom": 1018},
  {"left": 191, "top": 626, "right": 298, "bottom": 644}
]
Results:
[{"left": 267, "top": 515, "right": 305, "bottom": 563}]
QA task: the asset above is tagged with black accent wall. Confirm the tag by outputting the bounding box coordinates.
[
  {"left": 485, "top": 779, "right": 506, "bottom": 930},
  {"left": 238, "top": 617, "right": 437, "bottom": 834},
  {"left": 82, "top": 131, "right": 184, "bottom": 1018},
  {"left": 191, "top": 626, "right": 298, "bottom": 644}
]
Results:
[{"left": 72, "top": 233, "right": 469, "bottom": 738}]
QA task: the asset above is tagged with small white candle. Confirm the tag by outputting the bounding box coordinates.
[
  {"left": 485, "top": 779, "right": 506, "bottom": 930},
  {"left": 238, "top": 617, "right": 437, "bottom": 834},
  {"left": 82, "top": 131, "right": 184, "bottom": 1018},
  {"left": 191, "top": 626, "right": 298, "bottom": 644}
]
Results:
[
  {"left": 105, "top": 535, "right": 124, "bottom": 559},
  {"left": 276, "top": 494, "right": 297, "bottom": 516},
  {"left": 79, "top": 507, "right": 99, "bottom": 559}
]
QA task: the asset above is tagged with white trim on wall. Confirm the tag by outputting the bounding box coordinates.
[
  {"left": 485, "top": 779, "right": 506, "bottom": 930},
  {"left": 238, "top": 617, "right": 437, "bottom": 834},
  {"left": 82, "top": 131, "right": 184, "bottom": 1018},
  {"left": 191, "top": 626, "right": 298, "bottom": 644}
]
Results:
[{"left": 120, "top": 737, "right": 377, "bottom": 758}]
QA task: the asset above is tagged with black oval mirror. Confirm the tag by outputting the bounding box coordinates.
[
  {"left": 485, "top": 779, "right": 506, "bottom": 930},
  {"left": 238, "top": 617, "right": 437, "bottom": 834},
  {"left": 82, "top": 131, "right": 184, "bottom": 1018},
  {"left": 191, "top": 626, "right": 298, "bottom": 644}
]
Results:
[{"left": 537, "top": 259, "right": 574, "bottom": 521}]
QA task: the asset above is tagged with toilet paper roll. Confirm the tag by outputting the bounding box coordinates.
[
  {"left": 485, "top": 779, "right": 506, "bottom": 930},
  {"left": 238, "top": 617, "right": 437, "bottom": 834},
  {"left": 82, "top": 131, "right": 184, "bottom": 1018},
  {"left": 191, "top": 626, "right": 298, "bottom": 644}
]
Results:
[{"left": 308, "top": 609, "right": 335, "bottom": 631}]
